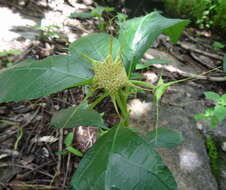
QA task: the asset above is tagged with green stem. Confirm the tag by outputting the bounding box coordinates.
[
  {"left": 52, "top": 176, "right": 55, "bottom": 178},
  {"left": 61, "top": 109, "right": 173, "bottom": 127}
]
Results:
[
  {"left": 115, "top": 91, "right": 129, "bottom": 127},
  {"left": 159, "top": 66, "right": 224, "bottom": 86},
  {"left": 154, "top": 101, "right": 159, "bottom": 144},
  {"left": 88, "top": 91, "right": 109, "bottom": 110},
  {"left": 118, "top": 89, "right": 128, "bottom": 109},
  {"left": 111, "top": 95, "right": 120, "bottom": 116},
  {"left": 14, "top": 125, "right": 23, "bottom": 150},
  {"left": 68, "top": 79, "right": 93, "bottom": 89},
  {"left": 130, "top": 80, "right": 156, "bottom": 89}
]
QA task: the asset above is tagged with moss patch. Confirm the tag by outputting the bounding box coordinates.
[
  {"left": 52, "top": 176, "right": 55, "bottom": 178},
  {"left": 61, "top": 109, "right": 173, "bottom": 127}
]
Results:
[{"left": 206, "top": 135, "right": 220, "bottom": 179}]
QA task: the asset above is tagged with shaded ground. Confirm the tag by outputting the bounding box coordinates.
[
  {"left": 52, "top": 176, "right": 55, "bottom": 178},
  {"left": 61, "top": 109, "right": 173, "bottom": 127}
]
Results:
[{"left": 0, "top": 0, "right": 225, "bottom": 190}]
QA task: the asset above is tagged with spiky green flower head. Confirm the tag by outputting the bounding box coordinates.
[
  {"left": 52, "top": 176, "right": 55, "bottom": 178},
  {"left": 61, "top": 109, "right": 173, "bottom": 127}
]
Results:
[
  {"left": 92, "top": 55, "right": 129, "bottom": 95},
  {"left": 82, "top": 38, "right": 129, "bottom": 95}
]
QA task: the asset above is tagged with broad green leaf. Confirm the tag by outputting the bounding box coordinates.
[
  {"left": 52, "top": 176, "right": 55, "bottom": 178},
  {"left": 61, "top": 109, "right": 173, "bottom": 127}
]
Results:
[
  {"left": 136, "top": 59, "right": 171, "bottom": 70},
  {"left": 66, "top": 146, "right": 83, "bottom": 157},
  {"left": 213, "top": 105, "right": 226, "bottom": 121},
  {"left": 204, "top": 91, "right": 220, "bottom": 102},
  {"left": 0, "top": 54, "right": 92, "bottom": 103},
  {"left": 69, "top": 33, "right": 120, "bottom": 62},
  {"left": 145, "top": 127, "right": 183, "bottom": 149},
  {"left": 219, "top": 94, "right": 226, "bottom": 105},
  {"left": 0, "top": 33, "right": 118, "bottom": 103},
  {"left": 118, "top": 11, "right": 189, "bottom": 73},
  {"left": 70, "top": 124, "right": 177, "bottom": 190},
  {"left": 163, "top": 20, "right": 189, "bottom": 44},
  {"left": 65, "top": 132, "right": 74, "bottom": 146},
  {"left": 224, "top": 54, "right": 226, "bottom": 73},
  {"left": 51, "top": 106, "right": 107, "bottom": 129}
]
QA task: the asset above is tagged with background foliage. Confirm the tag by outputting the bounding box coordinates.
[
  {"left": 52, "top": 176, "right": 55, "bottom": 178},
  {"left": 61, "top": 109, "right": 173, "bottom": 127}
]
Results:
[{"left": 165, "top": 0, "right": 226, "bottom": 34}]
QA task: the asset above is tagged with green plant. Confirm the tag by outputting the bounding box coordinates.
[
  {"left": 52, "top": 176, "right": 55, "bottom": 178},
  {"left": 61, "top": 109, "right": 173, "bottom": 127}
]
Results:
[
  {"left": 212, "top": 41, "right": 224, "bottom": 51},
  {"left": 193, "top": 0, "right": 216, "bottom": 29},
  {"left": 166, "top": 0, "right": 216, "bottom": 29},
  {"left": 213, "top": 0, "right": 226, "bottom": 34},
  {"left": 70, "top": 5, "right": 128, "bottom": 33},
  {"left": 0, "top": 11, "right": 189, "bottom": 189},
  {"left": 56, "top": 132, "right": 83, "bottom": 157},
  {"left": 0, "top": 49, "right": 22, "bottom": 67},
  {"left": 32, "top": 24, "right": 63, "bottom": 41},
  {"left": 193, "top": 0, "right": 226, "bottom": 32},
  {"left": 195, "top": 91, "right": 226, "bottom": 128},
  {"left": 70, "top": 5, "right": 115, "bottom": 32},
  {"left": 165, "top": 0, "right": 226, "bottom": 34}
]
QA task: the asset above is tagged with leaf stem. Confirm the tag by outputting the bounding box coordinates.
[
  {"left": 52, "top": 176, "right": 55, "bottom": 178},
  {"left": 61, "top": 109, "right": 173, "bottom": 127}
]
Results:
[
  {"left": 130, "top": 80, "right": 156, "bottom": 89},
  {"left": 115, "top": 91, "right": 129, "bottom": 127},
  {"left": 88, "top": 91, "right": 109, "bottom": 110}
]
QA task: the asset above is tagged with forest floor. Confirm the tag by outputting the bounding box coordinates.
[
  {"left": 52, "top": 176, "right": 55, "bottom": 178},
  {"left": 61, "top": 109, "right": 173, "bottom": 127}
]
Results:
[{"left": 0, "top": 0, "right": 225, "bottom": 190}]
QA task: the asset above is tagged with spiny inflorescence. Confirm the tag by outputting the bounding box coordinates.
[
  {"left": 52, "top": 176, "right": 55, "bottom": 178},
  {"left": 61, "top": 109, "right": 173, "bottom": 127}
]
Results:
[
  {"left": 81, "top": 36, "right": 131, "bottom": 95},
  {"left": 92, "top": 55, "right": 129, "bottom": 95}
]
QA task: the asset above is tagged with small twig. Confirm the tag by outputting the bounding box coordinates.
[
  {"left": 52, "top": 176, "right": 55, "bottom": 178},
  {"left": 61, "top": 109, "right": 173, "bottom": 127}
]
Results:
[
  {"left": 145, "top": 56, "right": 226, "bottom": 82},
  {"left": 69, "top": 89, "right": 76, "bottom": 104},
  {"left": 21, "top": 106, "right": 40, "bottom": 128},
  {"left": 65, "top": 23, "right": 90, "bottom": 33},
  {"left": 57, "top": 128, "right": 63, "bottom": 173},
  {"left": 0, "top": 129, "right": 17, "bottom": 143},
  {"left": 63, "top": 150, "right": 71, "bottom": 186},
  {"left": 0, "top": 149, "right": 19, "bottom": 157},
  {"left": 183, "top": 31, "right": 198, "bottom": 42},
  {"left": 17, "top": 161, "right": 54, "bottom": 179},
  {"left": 190, "top": 52, "right": 217, "bottom": 69},
  {"left": 8, "top": 183, "right": 64, "bottom": 190},
  {"left": 85, "top": 127, "right": 95, "bottom": 149},
  {"left": 64, "top": 0, "right": 74, "bottom": 7},
  {"left": 14, "top": 105, "right": 40, "bottom": 151},
  {"left": 183, "top": 31, "right": 213, "bottom": 49},
  {"left": 178, "top": 41, "right": 223, "bottom": 60},
  {"left": 63, "top": 129, "right": 75, "bottom": 186}
]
